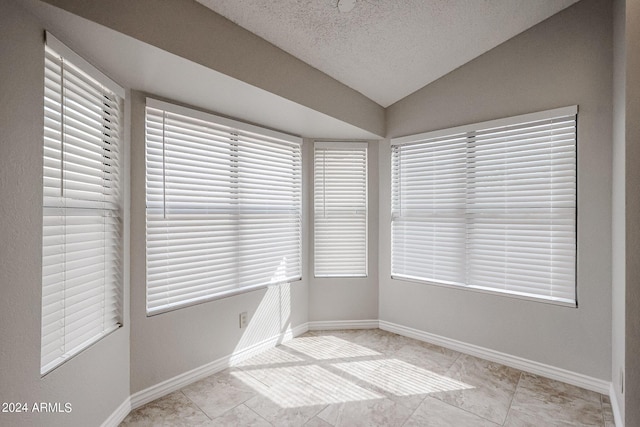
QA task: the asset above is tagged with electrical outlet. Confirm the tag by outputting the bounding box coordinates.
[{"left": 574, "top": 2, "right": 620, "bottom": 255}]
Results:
[{"left": 239, "top": 311, "right": 248, "bottom": 329}]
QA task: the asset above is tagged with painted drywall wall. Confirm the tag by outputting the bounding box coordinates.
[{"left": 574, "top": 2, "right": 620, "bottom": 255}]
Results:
[
  {"left": 18, "top": 0, "right": 380, "bottom": 141},
  {"left": 308, "top": 140, "right": 380, "bottom": 322},
  {"left": 0, "top": 1, "right": 130, "bottom": 426},
  {"left": 129, "top": 91, "right": 310, "bottom": 394},
  {"left": 37, "top": 0, "right": 385, "bottom": 137},
  {"left": 612, "top": 0, "right": 626, "bottom": 421},
  {"left": 381, "top": 0, "right": 613, "bottom": 381},
  {"left": 624, "top": 0, "right": 640, "bottom": 424}
]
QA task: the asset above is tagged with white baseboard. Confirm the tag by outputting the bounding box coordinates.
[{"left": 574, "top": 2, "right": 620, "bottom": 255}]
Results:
[
  {"left": 100, "top": 397, "right": 131, "bottom": 427},
  {"left": 105, "top": 319, "right": 615, "bottom": 426},
  {"left": 609, "top": 383, "right": 623, "bottom": 427},
  {"left": 379, "top": 320, "right": 610, "bottom": 395},
  {"left": 129, "top": 323, "right": 308, "bottom": 411},
  {"left": 307, "top": 319, "right": 379, "bottom": 330}
]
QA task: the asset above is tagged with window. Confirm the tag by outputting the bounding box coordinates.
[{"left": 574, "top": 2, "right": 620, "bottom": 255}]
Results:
[
  {"left": 41, "top": 33, "right": 124, "bottom": 375},
  {"left": 391, "top": 106, "right": 577, "bottom": 305},
  {"left": 145, "top": 99, "right": 302, "bottom": 315},
  {"left": 314, "top": 142, "right": 368, "bottom": 277}
]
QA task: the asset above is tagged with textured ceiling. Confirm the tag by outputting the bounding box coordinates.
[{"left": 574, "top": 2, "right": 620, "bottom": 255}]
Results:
[{"left": 196, "top": 0, "right": 579, "bottom": 107}]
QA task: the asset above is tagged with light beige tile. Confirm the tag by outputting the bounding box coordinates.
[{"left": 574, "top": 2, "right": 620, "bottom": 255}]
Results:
[
  {"left": 602, "top": 394, "right": 615, "bottom": 427},
  {"left": 120, "top": 391, "right": 210, "bottom": 426},
  {"left": 315, "top": 402, "right": 340, "bottom": 425},
  {"left": 244, "top": 381, "right": 327, "bottom": 427},
  {"left": 404, "top": 396, "right": 500, "bottom": 427},
  {"left": 431, "top": 354, "right": 521, "bottom": 425},
  {"left": 392, "top": 340, "right": 461, "bottom": 374},
  {"left": 235, "top": 346, "right": 305, "bottom": 368},
  {"left": 350, "top": 329, "right": 410, "bottom": 355},
  {"left": 504, "top": 373, "right": 604, "bottom": 427},
  {"left": 375, "top": 358, "right": 470, "bottom": 410},
  {"left": 304, "top": 416, "right": 334, "bottom": 427},
  {"left": 282, "top": 335, "right": 381, "bottom": 360},
  {"left": 304, "top": 329, "right": 367, "bottom": 341},
  {"left": 120, "top": 331, "right": 610, "bottom": 427},
  {"left": 240, "top": 364, "right": 313, "bottom": 389},
  {"left": 517, "top": 372, "right": 602, "bottom": 404},
  {"left": 208, "top": 404, "right": 271, "bottom": 427},
  {"left": 239, "top": 362, "right": 380, "bottom": 405},
  {"left": 181, "top": 370, "right": 258, "bottom": 419},
  {"left": 331, "top": 356, "right": 468, "bottom": 411},
  {"left": 316, "top": 397, "right": 414, "bottom": 427}
]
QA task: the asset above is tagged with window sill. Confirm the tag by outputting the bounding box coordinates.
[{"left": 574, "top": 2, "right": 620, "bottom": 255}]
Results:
[{"left": 390, "top": 274, "right": 577, "bottom": 308}]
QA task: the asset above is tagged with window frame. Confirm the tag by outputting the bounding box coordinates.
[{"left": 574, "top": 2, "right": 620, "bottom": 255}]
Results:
[
  {"left": 313, "top": 141, "right": 369, "bottom": 278},
  {"left": 41, "top": 32, "right": 125, "bottom": 375},
  {"left": 144, "top": 98, "right": 303, "bottom": 315},
  {"left": 390, "top": 106, "right": 578, "bottom": 307}
]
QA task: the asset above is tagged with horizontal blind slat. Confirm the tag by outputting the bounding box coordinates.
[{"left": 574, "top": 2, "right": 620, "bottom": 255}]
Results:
[
  {"left": 314, "top": 144, "right": 368, "bottom": 277},
  {"left": 391, "top": 108, "right": 576, "bottom": 304},
  {"left": 41, "top": 43, "right": 123, "bottom": 375},
  {"left": 146, "top": 102, "right": 302, "bottom": 314}
]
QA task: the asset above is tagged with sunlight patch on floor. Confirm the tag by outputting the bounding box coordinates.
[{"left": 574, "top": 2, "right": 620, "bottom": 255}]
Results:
[
  {"left": 232, "top": 365, "right": 382, "bottom": 408},
  {"left": 332, "top": 358, "right": 474, "bottom": 396},
  {"left": 230, "top": 334, "right": 473, "bottom": 409},
  {"left": 233, "top": 347, "right": 304, "bottom": 367},
  {"left": 281, "top": 335, "right": 380, "bottom": 360}
]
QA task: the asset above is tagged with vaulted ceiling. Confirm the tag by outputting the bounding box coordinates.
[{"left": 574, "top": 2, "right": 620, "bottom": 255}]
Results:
[
  {"left": 196, "top": 0, "right": 580, "bottom": 107},
  {"left": 21, "top": 0, "right": 582, "bottom": 138}
]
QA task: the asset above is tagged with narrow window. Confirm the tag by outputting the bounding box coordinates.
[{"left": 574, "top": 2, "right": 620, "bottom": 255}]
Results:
[
  {"left": 41, "top": 33, "right": 124, "bottom": 374},
  {"left": 314, "top": 142, "right": 368, "bottom": 277}
]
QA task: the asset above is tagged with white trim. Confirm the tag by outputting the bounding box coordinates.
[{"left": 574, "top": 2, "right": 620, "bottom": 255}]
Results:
[
  {"left": 129, "top": 323, "right": 308, "bottom": 410},
  {"left": 146, "top": 98, "right": 301, "bottom": 144},
  {"left": 45, "top": 31, "right": 125, "bottom": 99},
  {"left": 307, "top": 320, "right": 379, "bottom": 330},
  {"left": 609, "top": 383, "right": 624, "bottom": 427},
  {"left": 314, "top": 141, "right": 369, "bottom": 150},
  {"left": 104, "top": 320, "right": 615, "bottom": 425},
  {"left": 100, "top": 397, "right": 131, "bottom": 427},
  {"left": 391, "top": 105, "right": 578, "bottom": 145},
  {"left": 391, "top": 275, "right": 577, "bottom": 308},
  {"left": 379, "top": 320, "right": 610, "bottom": 395}
]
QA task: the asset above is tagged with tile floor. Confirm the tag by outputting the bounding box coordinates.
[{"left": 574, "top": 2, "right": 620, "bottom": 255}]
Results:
[{"left": 121, "top": 329, "right": 615, "bottom": 426}]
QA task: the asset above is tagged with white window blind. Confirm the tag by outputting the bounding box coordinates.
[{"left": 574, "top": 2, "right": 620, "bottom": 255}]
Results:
[
  {"left": 391, "top": 106, "right": 577, "bottom": 305},
  {"left": 42, "top": 33, "right": 124, "bottom": 375},
  {"left": 314, "top": 142, "right": 368, "bottom": 277},
  {"left": 145, "top": 99, "right": 302, "bottom": 315}
]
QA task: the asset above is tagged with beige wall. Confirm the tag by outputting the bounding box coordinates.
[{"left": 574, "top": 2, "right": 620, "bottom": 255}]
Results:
[
  {"left": 0, "top": 1, "right": 131, "bottom": 426},
  {"left": 3, "top": 0, "right": 637, "bottom": 425},
  {"left": 610, "top": 0, "right": 640, "bottom": 424},
  {"left": 38, "top": 0, "right": 385, "bottom": 138},
  {"left": 381, "top": 0, "right": 613, "bottom": 381}
]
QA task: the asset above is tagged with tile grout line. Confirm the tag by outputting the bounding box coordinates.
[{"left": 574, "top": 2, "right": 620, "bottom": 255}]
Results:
[
  {"left": 305, "top": 404, "right": 331, "bottom": 426},
  {"left": 124, "top": 329, "right": 603, "bottom": 426},
  {"left": 430, "top": 395, "right": 503, "bottom": 426},
  {"left": 243, "top": 402, "right": 276, "bottom": 426},
  {"left": 428, "top": 350, "right": 503, "bottom": 425},
  {"left": 502, "top": 371, "right": 524, "bottom": 426},
  {"left": 178, "top": 390, "right": 213, "bottom": 422},
  {"left": 238, "top": 342, "right": 330, "bottom": 426},
  {"left": 399, "top": 395, "right": 428, "bottom": 427},
  {"left": 599, "top": 393, "right": 606, "bottom": 427}
]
